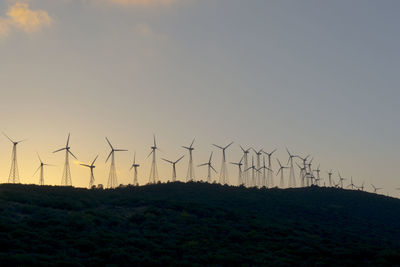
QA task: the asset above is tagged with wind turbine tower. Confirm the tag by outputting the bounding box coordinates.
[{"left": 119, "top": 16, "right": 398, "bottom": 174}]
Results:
[
  {"left": 313, "top": 164, "right": 321, "bottom": 186},
  {"left": 147, "top": 135, "right": 160, "bottom": 184},
  {"left": 213, "top": 142, "right": 233, "bottom": 185},
  {"left": 162, "top": 155, "right": 184, "bottom": 182},
  {"left": 182, "top": 138, "right": 195, "bottom": 182},
  {"left": 286, "top": 148, "right": 297, "bottom": 188},
  {"left": 245, "top": 156, "right": 260, "bottom": 187},
  {"left": 53, "top": 133, "right": 77, "bottom": 186},
  {"left": 276, "top": 159, "right": 289, "bottom": 188},
  {"left": 105, "top": 137, "right": 128, "bottom": 189},
  {"left": 327, "top": 170, "right": 333, "bottom": 187},
  {"left": 80, "top": 155, "right": 98, "bottom": 188},
  {"left": 230, "top": 158, "right": 243, "bottom": 185},
  {"left": 264, "top": 149, "right": 277, "bottom": 187},
  {"left": 253, "top": 148, "right": 264, "bottom": 186},
  {"left": 3, "top": 133, "right": 26, "bottom": 184},
  {"left": 33, "top": 153, "right": 53, "bottom": 186},
  {"left": 130, "top": 152, "right": 140, "bottom": 186},
  {"left": 259, "top": 156, "right": 272, "bottom": 187},
  {"left": 240, "top": 146, "right": 251, "bottom": 186},
  {"left": 198, "top": 152, "right": 217, "bottom": 183}
]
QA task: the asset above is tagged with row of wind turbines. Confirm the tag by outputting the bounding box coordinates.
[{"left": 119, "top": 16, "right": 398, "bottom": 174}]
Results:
[{"left": 1, "top": 132, "right": 397, "bottom": 196}]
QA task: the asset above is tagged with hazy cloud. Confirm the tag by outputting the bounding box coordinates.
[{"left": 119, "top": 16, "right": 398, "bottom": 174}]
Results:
[
  {"left": 103, "top": 0, "right": 178, "bottom": 7},
  {"left": 0, "top": 2, "right": 52, "bottom": 37}
]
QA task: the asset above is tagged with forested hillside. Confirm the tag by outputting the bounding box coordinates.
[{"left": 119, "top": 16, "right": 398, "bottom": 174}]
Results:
[{"left": 0, "top": 182, "right": 399, "bottom": 266}]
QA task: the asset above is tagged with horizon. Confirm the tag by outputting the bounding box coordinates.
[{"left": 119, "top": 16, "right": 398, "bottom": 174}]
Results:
[{"left": 1, "top": 1, "right": 399, "bottom": 196}]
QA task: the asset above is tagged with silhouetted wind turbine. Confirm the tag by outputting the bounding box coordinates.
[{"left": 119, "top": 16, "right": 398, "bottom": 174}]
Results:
[
  {"left": 347, "top": 176, "right": 356, "bottom": 190},
  {"left": 230, "top": 157, "right": 243, "bottom": 186},
  {"left": 245, "top": 156, "right": 261, "bottom": 187},
  {"left": 53, "top": 133, "right": 77, "bottom": 186},
  {"left": 313, "top": 164, "right": 321, "bottom": 186},
  {"left": 276, "top": 159, "right": 289, "bottom": 188},
  {"left": 105, "top": 137, "right": 127, "bottom": 188},
  {"left": 259, "top": 156, "right": 272, "bottom": 187},
  {"left": 162, "top": 155, "right": 184, "bottom": 182},
  {"left": 80, "top": 155, "right": 98, "bottom": 188},
  {"left": 240, "top": 145, "right": 251, "bottom": 186},
  {"left": 296, "top": 162, "right": 307, "bottom": 187},
  {"left": 198, "top": 152, "right": 217, "bottom": 183},
  {"left": 147, "top": 135, "right": 161, "bottom": 184},
  {"left": 286, "top": 148, "right": 297, "bottom": 187},
  {"left": 3, "top": 132, "right": 26, "bottom": 184},
  {"left": 213, "top": 142, "right": 233, "bottom": 185},
  {"left": 327, "top": 170, "right": 333, "bottom": 187},
  {"left": 182, "top": 138, "right": 195, "bottom": 182},
  {"left": 371, "top": 184, "right": 382, "bottom": 194},
  {"left": 33, "top": 153, "right": 53, "bottom": 186},
  {"left": 130, "top": 152, "right": 140, "bottom": 186},
  {"left": 357, "top": 181, "right": 365, "bottom": 191},
  {"left": 338, "top": 172, "right": 346, "bottom": 188},
  {"left": 263, "top": 149, "right": 277, "bottom": 187},
  {"left": 252, "top": 148, "right": 264, "bottom": 186}
]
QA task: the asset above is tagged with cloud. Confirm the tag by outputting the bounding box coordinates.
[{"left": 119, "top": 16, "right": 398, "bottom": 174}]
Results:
[
  {"left": 0, "top": 2, "right": 52, "bottom": 37},
  {"left": 104, "top": 0, "right": 178, "bottom": 7}
]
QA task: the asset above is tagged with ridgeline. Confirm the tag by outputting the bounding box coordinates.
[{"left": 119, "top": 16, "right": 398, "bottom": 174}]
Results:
[{"left": 0, "top": 182, "right": 399, "bottom": 266}]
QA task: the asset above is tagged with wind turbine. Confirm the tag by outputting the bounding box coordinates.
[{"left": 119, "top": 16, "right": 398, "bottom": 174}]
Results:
[
  {"left": 313, "top": 164, "right": 321, "bottom": 186},
  {"left": 105, "top": 137, "right": 128, "bottom": 189},
  {"left": 263, "top": 149, "right": 277, "bottom": 187},
  {"left": 213, "top": 142, "right": 233, "bottom": 185},
  {"left": 3, "top": 132, "right": 26, "bottom": 184},
  {"left": 198, "top": 152, "right": 217, "bottom": 183},
  {"left": 80, "top": 155, "right": 98, "bottom": 188},
  {"left": 357, "top": 181, "right": 365, "bottom": 191},
  {"left": 338, "top": 172, "right": 346, "bottom": 188},
  {"left": 371, "top": 184, "right": 382, "bottom": 194},
  {"left": 347, "top": 176, "right": 356, "bottom": 190},
  {"left": 240, "top": 145, "right": 251, "bottom": 186},
  {"left": 259, "top": 156, "right": 272, "bottom": 188},
  {"left": 296, "top": 155, "right": 309, "bottom": 187},
  {"left": 286, "top": 148, "right": 297, "bottom": 188},
  {"left": 53, "top": 133, "right": 77, "bottom": 186},
  {"left": 327, "top": 170, "right": 333, "bottom": 187},
  {"left": 130, "top": 152, "right": 140, "bottom": 186},
  {"left": 245, "top": 156, "right": 261, "bottom": 187},
  {"left": 33, "top": 153, "right": 53, "bottom": 186},
  {"left": 230, "top": 157, "right": 243, "bottom": 186},
  {"left": 276, "top": 159, "right": 289, "bottom": 188},
  {"left": 252, "top": 148, "right": 264, "bottom": 186},
  {"left": 182, "top": 138, "right": 195, "bottom": 182},
  {"left": 296, "top": 162, "right": 307, "bottom": 187},
  {"left": 147, "top": 135, "right": 161, "bottom": 184},
  {"left": 162, "top": 155, "right": 185, "bottom": 182}
]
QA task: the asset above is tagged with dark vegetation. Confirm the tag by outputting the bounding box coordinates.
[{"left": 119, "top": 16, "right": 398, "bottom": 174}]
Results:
[{"left": 0, "top": 182, "right": 399, "bottom": 266}]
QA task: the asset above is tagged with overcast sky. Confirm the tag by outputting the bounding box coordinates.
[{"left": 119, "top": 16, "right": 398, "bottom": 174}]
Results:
[{"left": 0, "top": 0, "right": 399, "bottom": 195}]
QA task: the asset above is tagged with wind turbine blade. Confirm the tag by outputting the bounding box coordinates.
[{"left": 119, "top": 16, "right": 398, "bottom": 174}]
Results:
[
  {"left": 16, "top": 139, "right": 28, "bottom": 143},
  {"left": 276, "top": 168, "right": 281, "bottom": 176},
  {"left": 175, "top": 155, "right": 185, "bottom": 163},
  {"left": 146, "top": 150, "right": 153, "bottom": 159},
  {"left": 198, "top": 163, "right": 208, "bottom": 167},
  {"left": 225, "top": 141, "right": 234, "bottom": 149},
  {"left": 105, "top": 137, "right": 113, "bottom": 149},
  {"left": 133, "top": 151, "right": 136, "bottom": 163},
  {"left": 2, "top": 132, "right": 14, "bottom": 143},
  {"left": 80, "top": 164, "right": 91, "bottom": 168},
  {"left": 182, "top": 146, "right": 190, "bottom": 150},
  {"left": 68, "top": 150, "right": 78, "bottom": 160},
  {"left": 212, "top": 144, "right": 223, "bottom": 150},
  {"left": 106, "top": 151, "right": 113, "bottom": 163},
  {"left": 240, "top": 145, "right": 245, "bottom": 153},
  {"left": 209, "top": 152, "right": 213, "bottom": 163},
  {"left": 53, "top": 147, "right": 66, "bottom": 153},
  {"left": 210, "top": 165, "right": 217, "bottom": 173},
  {"left": 270, "top": 149, "right": 277, "bottom": 155},
  {"left": 244, "top": 167, "right": 252, "bottom": 172},
  {"left": 33, "top": 166, "right": 41, "bottom": 177},
  {"left": 66, "top": 133, "right": 70, "bottom": 147},
  {"left": 153, "top": 134, "right": 156, "bottom": 147},
  {"left": 162, "top": 158, "right": 173, "bottom": 164},
  {"left": 115, "top": 149, "right": 128, "bottom": 152},
  {"left": 37, "top": 152, "right": 42, "bottom": 164},
  {"left": 276, "top": 158, "right": 282, "bottom": 167},
  {"left": 92, "top": 155, "right": 99, "bottom": 165},
  {"left": 190, "top": 138, "right": 195, "bottom": 148}
]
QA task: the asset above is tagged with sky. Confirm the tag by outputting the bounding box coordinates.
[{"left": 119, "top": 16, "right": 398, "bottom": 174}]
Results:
[{"left": 0, "top": 0, "right": 399, "bottom": 195}]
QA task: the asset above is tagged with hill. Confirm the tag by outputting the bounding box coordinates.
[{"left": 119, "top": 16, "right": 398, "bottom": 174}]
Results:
[{"left": 0, "top": 182, "right": 399, "bottom": 266}]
